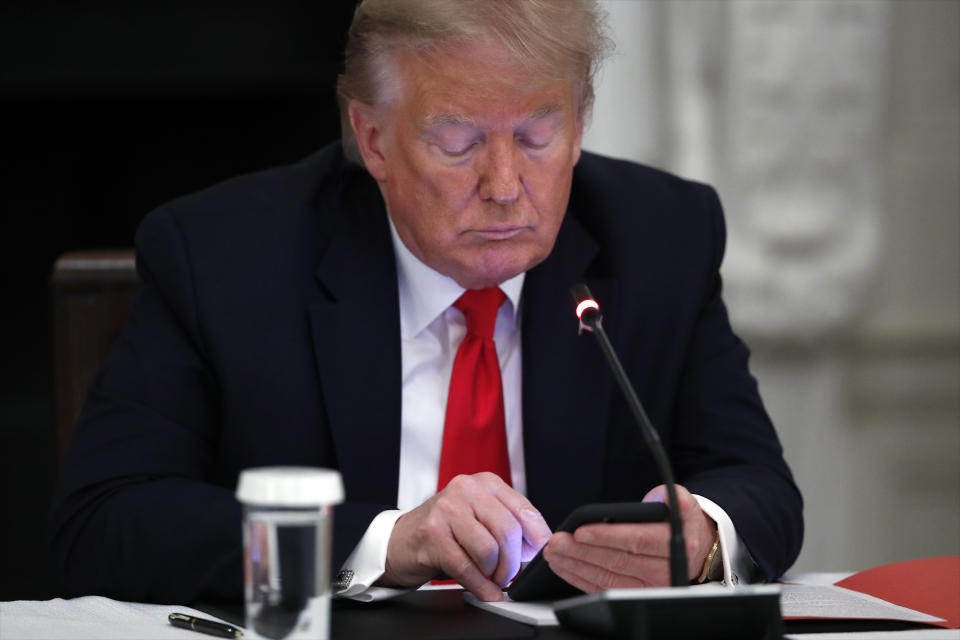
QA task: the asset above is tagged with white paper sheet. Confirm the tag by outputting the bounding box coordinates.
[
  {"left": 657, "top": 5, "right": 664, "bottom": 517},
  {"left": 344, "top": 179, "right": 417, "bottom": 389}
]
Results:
[
  {"left": 463, "top": 593, "right": 558, "bottom": 626},
  {"left": 780, "top": 583, "right": 946, "bottom": 624}
]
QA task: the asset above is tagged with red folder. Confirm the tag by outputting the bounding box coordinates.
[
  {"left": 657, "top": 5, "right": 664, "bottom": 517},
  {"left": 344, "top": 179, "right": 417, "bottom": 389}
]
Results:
[{"left": 834, "top": 556, "right": 960, "bottom": 629}]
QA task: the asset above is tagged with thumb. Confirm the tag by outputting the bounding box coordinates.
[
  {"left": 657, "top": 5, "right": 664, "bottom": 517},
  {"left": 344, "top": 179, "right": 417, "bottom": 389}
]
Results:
[
  {"left": 641, "top": 484, "right": 668, "bottom": 504},
  {"left": 643, "top": 483, "right": 700, "bottom": 520}
]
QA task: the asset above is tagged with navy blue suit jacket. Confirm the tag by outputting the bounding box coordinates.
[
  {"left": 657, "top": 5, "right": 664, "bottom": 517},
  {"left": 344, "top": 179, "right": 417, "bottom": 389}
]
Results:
[{"left": 50, "top": 142, "right": 802, "bottom": 603}]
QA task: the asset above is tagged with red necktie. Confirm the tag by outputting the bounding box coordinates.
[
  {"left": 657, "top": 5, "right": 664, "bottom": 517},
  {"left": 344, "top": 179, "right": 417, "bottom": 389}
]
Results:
[{"left": 437, "top": 287, "right": 512, "bottom": 491}]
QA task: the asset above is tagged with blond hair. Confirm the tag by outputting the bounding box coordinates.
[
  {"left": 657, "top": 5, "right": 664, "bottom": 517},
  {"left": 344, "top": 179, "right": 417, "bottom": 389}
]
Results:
[{"left": 336, "top": 0, "right": 611, "bottom": 162}]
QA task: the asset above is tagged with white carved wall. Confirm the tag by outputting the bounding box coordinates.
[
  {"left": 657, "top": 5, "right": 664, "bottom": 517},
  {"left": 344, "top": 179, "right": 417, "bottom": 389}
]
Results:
[{"left": 584, "top": 0, "right": 959, "bottom": 574}]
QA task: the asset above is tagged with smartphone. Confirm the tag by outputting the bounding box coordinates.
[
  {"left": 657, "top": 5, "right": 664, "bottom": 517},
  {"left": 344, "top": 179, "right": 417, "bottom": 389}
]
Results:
[{"left": 506, "top": 501, "right": 669, "bottom": 602}]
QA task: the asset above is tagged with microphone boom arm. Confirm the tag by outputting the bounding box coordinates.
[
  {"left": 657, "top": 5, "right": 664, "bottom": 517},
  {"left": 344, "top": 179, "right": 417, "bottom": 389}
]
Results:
[{"left": 572, "top": 285, "right": 689, "bottom": 587}]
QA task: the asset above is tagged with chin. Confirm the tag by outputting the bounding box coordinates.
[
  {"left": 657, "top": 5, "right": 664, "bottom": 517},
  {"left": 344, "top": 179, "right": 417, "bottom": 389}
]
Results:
[{"left": 459, "top": 246, "right": 548, "bottom": 289}]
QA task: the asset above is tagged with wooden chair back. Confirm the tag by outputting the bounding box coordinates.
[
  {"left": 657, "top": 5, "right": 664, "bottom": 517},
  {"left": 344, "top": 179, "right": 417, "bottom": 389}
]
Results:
[{"left": 51, "top": 249, "right": 139, "bottom": 462}]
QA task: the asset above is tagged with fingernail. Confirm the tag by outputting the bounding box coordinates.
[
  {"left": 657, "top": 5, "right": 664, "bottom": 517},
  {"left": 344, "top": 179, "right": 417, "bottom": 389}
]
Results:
[
  {"left": 520, "top": 508, "right": 542, "bottom": 519},
  {"left": 577, "top": 530, "right": 594, "bottom": 544}
]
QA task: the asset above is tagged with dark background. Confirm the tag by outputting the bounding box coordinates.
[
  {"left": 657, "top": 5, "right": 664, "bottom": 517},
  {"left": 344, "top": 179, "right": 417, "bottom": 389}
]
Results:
[{"left": 0, "top": 1, "right": 357, "bottom": 601}]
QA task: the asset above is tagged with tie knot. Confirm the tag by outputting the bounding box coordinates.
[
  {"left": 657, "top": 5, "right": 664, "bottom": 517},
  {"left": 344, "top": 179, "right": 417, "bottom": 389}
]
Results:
[{"left": 454, "top": 287, "right": 506, "bottom": 340}]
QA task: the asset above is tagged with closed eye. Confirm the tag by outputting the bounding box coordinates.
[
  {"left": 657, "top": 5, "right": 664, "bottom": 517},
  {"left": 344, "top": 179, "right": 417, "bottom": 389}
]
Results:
[
  {"left": 517, "top": 135, "right": 550, "bottom": 151},
  {"left": 439, "top": 141, "right": 479, "bottom": 157},
  {"left": 515, "top": 114, "right": 562, "bottom": 151}
]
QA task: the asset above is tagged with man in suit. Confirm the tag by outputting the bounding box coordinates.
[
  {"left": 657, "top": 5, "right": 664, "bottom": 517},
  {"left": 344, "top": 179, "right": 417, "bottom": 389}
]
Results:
[{"left": 50, "top": 0, "right": 802, "bottom": 604}]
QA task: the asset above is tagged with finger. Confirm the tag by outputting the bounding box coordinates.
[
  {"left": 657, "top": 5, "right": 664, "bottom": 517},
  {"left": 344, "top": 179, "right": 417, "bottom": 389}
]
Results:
[
  {"left": 481, "top": 474, "right": 552, "bottom": 557},
  {"left": 449, "top": 497, "right": 522, "bottom": 586},
  {"left": 546, "top": 531, "right": 670, "bottom": 586},
  {"left": 443, "top": 475, "right": 528, "bottom": 586},
  {"left": 544, "top": 539, "right": 662, "bottom": 591},
  {"left": 518, "top": 509, "right": 552, "bottom": 560},
  {"left": 643, "top": 483, "right": 699, "bottom": 518},
  {"left": 458, "top": 473, "right": 551, "bottom": 565},
  {"left": 541, "top": 552, "right": 604, "bottom": 594},
  {"left": 434, "top": 536, "right": 504, "bottom": 602},
  {"left": 468, "top": 484, "right": 547, "bottom": 585},
  {"left": 641, "top": 483, "right": 668, "bottom": 504},
  {"left": 449, "top": 512, "right": 503, "bottom": 580},
  {"left": 438, "top": 475, "right": 508, "bottom": 575},
  {"left": 471, "top": 501, "right": 525, "bottom": 587},
  {"left": 642, "top": 483, "right": 717, "bottom": 577},
  {"left": 572, "top": 521, "right": 671, "bottom": 557},
  {"left": 547, "top": 552, "right": 651, "bottom": 592},
  {"left": 574, "top": 517, "right": 709, "bottom": 579},
  {"left": 423, "top": 474, "right": 550, "bottom": 593}
]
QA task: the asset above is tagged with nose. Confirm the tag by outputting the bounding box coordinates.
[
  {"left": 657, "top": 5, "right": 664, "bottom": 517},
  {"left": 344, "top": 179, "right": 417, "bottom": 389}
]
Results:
[{"left": 478, "top": 137, "right": 521, "bottom": 205}]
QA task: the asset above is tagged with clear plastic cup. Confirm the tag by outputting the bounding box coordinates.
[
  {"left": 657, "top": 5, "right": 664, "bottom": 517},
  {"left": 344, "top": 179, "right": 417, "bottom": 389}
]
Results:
[{"left": 236, "top": 467, "right": 344, "bottom": 640}]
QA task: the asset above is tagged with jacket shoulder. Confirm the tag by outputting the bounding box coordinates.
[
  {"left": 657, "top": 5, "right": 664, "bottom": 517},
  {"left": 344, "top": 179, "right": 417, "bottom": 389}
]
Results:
[
  {"left": 145, "top": 142, "right": 348, "bottom": 231},
  {"left": 573, "top": 150, "right": 718, "bottom": 207}
]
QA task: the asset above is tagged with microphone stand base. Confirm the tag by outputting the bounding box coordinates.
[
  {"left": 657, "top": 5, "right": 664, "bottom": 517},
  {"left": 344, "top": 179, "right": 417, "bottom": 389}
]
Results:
[{"left": 552, "top": 584, "right": 783, "bottom": 640}]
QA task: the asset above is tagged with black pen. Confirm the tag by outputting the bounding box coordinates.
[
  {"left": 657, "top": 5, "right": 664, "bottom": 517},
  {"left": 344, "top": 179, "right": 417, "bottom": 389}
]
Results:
[{"left": 169, "top": 612, "right": 243, "bottom": 638}]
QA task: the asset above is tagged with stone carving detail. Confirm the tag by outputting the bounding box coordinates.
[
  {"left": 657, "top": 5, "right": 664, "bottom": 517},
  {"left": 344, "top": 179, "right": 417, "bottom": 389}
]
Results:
[
  {"left": 587, "top": 0, "right": 889, "bottom": 344},
  {"left": 717, "top": 1, "right": 888, "bottom": 343}
]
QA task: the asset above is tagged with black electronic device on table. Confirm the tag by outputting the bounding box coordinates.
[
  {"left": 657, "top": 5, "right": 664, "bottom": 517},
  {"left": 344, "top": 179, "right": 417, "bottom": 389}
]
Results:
[{"left": 507, "top": 501, "right": 669, "bottom": 602}]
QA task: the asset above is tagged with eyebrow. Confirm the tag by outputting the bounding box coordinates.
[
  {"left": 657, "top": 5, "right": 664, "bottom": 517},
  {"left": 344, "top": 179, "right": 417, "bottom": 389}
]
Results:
[
  {"left": 528, "top": 102, "right": 563, "bottom": 121},
  {"left": 424, "top": 101, "right": 564, "bottom": 129},
  {"left": 424, "top": 112, "right": 475, "bottom": 128}
]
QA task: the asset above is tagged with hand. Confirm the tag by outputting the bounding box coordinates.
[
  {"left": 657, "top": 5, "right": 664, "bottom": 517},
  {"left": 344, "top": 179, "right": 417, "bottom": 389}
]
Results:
[
  {"left": 378, "top": 472, "right": 552, "bottom": 601},
  {"left": 541, "top": 484, "right": 717, "bottom": 592}
]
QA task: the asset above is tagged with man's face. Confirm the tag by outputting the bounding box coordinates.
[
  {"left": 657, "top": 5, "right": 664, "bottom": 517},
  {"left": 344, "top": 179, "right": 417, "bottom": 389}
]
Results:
[{"left": 350, "top": 42, "right": 583, "bottom": 290}]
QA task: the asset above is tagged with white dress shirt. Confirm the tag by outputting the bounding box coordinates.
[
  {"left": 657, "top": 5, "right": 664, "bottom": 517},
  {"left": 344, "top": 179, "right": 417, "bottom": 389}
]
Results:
[{"left": 337, "top": 215, "right": 753, "bottom": 600}]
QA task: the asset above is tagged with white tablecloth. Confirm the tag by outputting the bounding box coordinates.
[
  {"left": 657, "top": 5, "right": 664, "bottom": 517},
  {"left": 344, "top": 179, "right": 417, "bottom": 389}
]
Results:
[
  {"left": 2, "top": 584, "right": 958, "bottom": 640},
  {"left": 0, "top": 596, "right": 235, "bottom": 640}
]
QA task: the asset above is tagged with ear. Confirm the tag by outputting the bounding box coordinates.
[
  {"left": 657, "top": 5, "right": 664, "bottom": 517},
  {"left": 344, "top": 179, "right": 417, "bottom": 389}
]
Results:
[{"left": 348, "top": 100, "right": 389, "bottom": 181}]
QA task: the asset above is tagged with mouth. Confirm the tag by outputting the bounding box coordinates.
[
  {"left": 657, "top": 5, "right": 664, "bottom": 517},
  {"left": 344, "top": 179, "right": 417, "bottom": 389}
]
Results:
[{"left": 469, "top": 225, "right": 527, "bottom": 240}]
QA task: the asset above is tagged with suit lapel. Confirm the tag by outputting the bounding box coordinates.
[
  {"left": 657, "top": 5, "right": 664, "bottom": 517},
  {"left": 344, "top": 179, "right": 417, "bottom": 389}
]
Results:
[
  {"left": 309, "top": 171, "right": 402, "bottom": 506},
  {"left": 521, "top": 212, "right": 619, "bottom": 527}
]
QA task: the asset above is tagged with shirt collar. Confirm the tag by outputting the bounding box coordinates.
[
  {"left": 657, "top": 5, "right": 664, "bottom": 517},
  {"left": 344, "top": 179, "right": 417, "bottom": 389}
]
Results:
[{"left": 387, "top": 213, "right": 524, "bottom": 339}]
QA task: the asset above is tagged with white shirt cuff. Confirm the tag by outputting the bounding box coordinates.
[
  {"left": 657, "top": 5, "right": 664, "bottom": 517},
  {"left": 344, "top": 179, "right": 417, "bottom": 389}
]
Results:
[
  {"left": 336, "top": 509, "right": 410, "bottom": 602},
  {"left": 693, "top": 495, "right": 755, "bottom": 587}
]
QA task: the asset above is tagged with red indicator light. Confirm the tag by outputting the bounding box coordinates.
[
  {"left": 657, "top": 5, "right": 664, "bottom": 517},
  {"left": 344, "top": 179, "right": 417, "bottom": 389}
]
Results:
[{"left": 576, "top": 299, "right": 600, "bottom": 319}]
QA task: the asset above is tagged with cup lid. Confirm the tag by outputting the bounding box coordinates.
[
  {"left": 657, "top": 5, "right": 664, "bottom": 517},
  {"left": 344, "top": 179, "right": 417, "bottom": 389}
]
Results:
[{"left": 236, "top": 467, "right": 344, "bottom": 506}]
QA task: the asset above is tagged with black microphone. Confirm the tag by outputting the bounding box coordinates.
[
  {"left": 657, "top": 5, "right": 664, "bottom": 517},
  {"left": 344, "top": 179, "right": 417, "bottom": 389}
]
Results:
[
  {"left": 560, "top": 283, "right": 783, "bottom": 640},
  {"left": 570, "top": 283, "right": 688, "bottom": 587}
]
